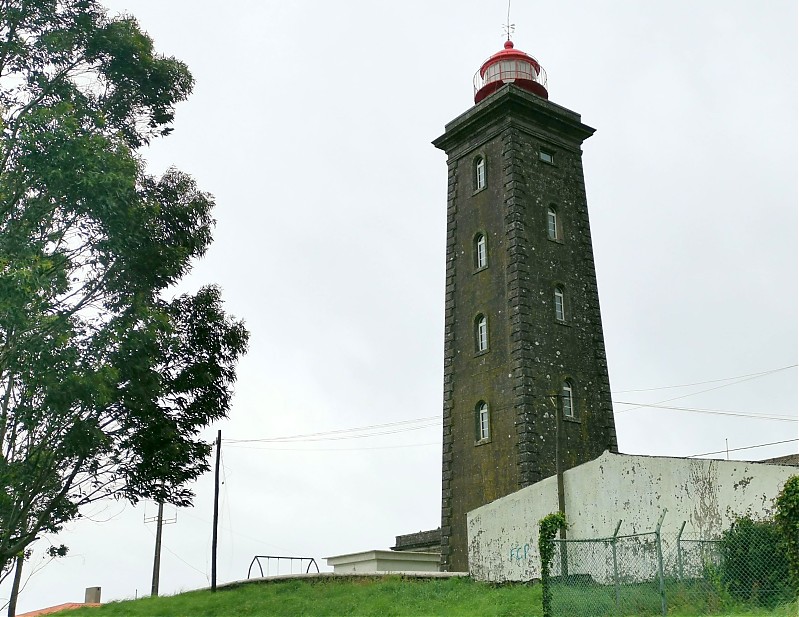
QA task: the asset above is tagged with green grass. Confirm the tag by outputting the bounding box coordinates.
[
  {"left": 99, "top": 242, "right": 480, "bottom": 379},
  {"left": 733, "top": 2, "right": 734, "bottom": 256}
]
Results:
[
  {"left": 60, "top": 575, "right": 798, "bottom": 617},
  {"left": 65, "top": 576, "right": 541, "bottom": 617},
  {"left": 551, "top": 579, "right": 799, "bottom": 617}
]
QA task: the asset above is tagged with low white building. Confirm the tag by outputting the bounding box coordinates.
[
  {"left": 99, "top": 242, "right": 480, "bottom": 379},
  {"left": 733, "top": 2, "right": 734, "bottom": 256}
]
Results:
[
  {"left": 467, "top": 451, "right": 797, "bottom": 582},
  {"left": 326, "top": 550, "right": 440, "bottom": 574}
]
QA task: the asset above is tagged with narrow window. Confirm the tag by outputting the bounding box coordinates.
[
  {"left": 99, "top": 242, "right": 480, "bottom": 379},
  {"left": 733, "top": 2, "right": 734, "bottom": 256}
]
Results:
[
  {"left": 475, "top": 156, "right": 486, "bottom": 191},
  {"left": 476, "top": 315, "right": 488, "bottom": 352},
  {"left": 547, "top": 207, "right": 558, "bottom": 240},
  {"left": 562, "top": 381, "right": 574, "bottom": 418},
  {"left": 477, "top": 402, "right": 490, "bottom": 441},
  {"left": 554, "top": 287, "right": 565, "bottom": 321},
  {"left": 475, "top": 234, "right": 487, "bottom": 269},
  {"left": 539, "top": 150, "right": 554, "bottom": 164}
]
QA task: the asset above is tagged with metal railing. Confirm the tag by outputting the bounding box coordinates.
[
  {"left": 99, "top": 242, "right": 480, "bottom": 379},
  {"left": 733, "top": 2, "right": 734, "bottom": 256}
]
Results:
[
  {"left": 473, "top": 59, "right": 548, "bottom": 96},
  {"left": 247, "top": 555, "right": 320, "bottom": 579}
]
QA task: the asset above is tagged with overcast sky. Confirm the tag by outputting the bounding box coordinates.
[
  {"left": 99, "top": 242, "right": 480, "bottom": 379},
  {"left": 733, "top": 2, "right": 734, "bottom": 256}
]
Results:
[{"left": 4, "top": 1, "right": 797, "bottom": 612}]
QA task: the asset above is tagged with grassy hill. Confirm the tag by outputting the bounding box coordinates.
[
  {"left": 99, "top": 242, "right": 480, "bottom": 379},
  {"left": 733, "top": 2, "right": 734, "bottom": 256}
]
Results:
[
  {"left": 63, "top": 576, "right": 537, "bottom": 617},
  {"left": 61, "top": 575, "right": 798, "bottom": 617}
]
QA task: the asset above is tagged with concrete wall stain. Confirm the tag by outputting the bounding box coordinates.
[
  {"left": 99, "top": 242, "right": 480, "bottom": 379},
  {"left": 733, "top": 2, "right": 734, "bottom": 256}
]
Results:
[{"left": 687, "top": 459, "right": 722, "bottom": 538}]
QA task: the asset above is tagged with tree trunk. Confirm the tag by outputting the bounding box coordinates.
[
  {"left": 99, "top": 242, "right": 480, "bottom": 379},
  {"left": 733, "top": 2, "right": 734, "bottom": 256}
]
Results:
[{"left": 7, "top": 553, "right": 24, "bottom": 617}]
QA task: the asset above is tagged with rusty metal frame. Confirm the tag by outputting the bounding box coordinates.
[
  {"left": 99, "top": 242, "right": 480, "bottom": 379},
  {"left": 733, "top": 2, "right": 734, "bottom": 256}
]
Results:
[{"left": 247, "top": 555, "right": 320, "bottom": 579}]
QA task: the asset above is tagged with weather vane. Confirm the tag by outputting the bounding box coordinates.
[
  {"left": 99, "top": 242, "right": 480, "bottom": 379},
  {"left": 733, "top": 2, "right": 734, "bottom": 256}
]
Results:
[{"left": 503, "top": 0, "right": 515, "bottom": 41}]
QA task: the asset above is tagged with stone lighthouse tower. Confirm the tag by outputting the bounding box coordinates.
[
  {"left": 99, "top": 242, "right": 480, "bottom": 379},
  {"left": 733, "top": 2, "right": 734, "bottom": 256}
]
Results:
[{"left": 434, "top": 38, "right": 618, "bottom": 572}]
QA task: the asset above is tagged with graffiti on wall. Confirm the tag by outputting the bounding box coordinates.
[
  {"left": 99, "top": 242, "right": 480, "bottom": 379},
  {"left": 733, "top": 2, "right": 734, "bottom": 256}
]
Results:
[{"left": 508, "top": 543, "right": 531, "bottom": 563}]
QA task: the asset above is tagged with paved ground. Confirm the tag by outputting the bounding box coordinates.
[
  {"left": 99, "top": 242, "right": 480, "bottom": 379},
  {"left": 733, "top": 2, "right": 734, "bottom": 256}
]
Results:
[{"left": 18, "top": 602, "right": 100, "bottom": 617}]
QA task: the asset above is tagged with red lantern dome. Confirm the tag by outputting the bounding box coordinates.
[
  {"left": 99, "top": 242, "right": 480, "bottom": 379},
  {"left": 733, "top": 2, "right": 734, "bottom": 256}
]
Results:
[{"left": 473, "top": 40, "right": 548, "bottom": 104}]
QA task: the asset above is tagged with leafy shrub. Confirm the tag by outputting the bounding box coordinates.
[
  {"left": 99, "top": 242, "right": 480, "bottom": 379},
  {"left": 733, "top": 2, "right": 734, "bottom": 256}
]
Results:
[
  {"left": 717, "top": 516, "right": 792, "bottom": 607},
  {"left": 774, "top": 475, "right": 799, "bottom": 593}
]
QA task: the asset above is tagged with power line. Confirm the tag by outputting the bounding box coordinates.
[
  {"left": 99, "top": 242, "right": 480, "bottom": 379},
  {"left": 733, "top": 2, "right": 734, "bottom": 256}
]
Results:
[
  {"left": 271, "top": 422, "right": 439, "bottom": 443},
  {"left": 224, "top": 402, "right": 792, "bottom": 447},
  {"left": 179, "top": 509, "right": 295, "bottom": 555},
  {"left": 615, "top": 365, "right": 796, "bottom": 414},
  {"left": 223, "top": 441, "right": 440, "bottom": 452},
  {"left": 225, "top": 422, "right": 439, "bottom": 444},
  {"left": 612, "top": 364, "right": 796, "bottom": 393},
  {"left": 224, "top": 434, "right": 799, "bottom": 457},
  {"left": 225, "top": 405, "right": 792, "bottom": 447},
  {"left": 162, "top": 543, "right": 208, "bottom": 579},
  {"left": 143, "top": 521, "right": 207, "bottom": 579},
  {"left": 222, "top": 366, "right": 795, "bottom": 445},
  {"left": 224, "top": 416, "right": 440, "bottom": 444},
  {"left": 220, "top": 450, "right": 234, "bottom": 579},
  {"left": 687, "top": 438, "right": 799, "bottom": 459},
  {"left": 613, "top": 401, "right": 796, "bottom": 422}
]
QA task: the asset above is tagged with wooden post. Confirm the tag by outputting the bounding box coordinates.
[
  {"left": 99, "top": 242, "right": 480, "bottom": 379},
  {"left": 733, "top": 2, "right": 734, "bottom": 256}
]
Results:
[
  {"left": 212, "top": 429, "right": 221, "bottom": 591},
  {"left": 552, "top": 395, "right": 568, "bottom": 578},
  {"left": 151, "top": 499, "right": 164, "bottom": 596}
]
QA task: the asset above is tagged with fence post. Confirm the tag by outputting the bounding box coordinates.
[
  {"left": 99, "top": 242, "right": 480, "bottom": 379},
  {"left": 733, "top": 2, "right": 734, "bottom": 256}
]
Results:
[
  {"left": 655, "top": 509, "right": 668, "bottom": 617},
  {"left": 676, "top": 521, "right": 686, "bottom": 580},
  {"left": 612, "top": 520, "right": 622, "bottom": 614}
]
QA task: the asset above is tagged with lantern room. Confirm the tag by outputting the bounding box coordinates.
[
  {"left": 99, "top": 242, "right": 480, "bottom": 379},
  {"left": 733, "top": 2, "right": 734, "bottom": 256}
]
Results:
[{"left": 473, "top": 40, "right": 548, "bottom": 104}]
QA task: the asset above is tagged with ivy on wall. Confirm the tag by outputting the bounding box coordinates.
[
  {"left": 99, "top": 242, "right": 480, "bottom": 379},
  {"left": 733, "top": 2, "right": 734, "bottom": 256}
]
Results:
[{"left": 538, "top": 512, "right": 567, "bottom": 617}]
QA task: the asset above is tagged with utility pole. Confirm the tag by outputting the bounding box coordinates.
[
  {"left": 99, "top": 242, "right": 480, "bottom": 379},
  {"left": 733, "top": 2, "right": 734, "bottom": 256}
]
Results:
[
  {"left": 146, "top": 483, "right": 176, "bottom": 597},
  {"left": 549, "top": 395, "right": 567, "bottom": 519},
  {"left": 551, "top": 394, "right": 568, "bottom": 577},
  {"left": 151, "top": 499, "right": 164, "bottom": 597},
  {"left": 211, "top": 429, "right": 221, "bottom": 592}
]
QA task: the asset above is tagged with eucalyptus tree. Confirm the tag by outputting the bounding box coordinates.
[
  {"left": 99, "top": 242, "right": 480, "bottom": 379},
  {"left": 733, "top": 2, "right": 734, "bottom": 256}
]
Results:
[{"left": 0, "top": 0, "right": 249, "bottom": 579}]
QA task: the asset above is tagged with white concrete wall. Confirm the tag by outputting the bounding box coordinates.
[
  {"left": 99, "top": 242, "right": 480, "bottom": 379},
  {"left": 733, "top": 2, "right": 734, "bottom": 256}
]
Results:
[
  {"left": 467, "top": 473, "right": 558, "bottom": 582},
  {"left": 467, "top": 451, "right": 797, "bottom": 582}
]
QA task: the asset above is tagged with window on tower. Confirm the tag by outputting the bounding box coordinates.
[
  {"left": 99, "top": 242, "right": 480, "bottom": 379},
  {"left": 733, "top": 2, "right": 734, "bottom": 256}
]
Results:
[
  {"left": 476, "top": 401, "right": 490, "bottom": 441},
  {"left": 475, "top": 233, "right": 487, "bottom": 269},
  {"left": 539, "top": 150, "right": 554, "bottom": 164},
  {"left": 515, "top": 60, "right": 535, "bottom": 81},
  {"left": 554, "top": 287, "right": 565, "bottom": 321},
  {"left": 562, "top": 381, "right": 575, "bottom": 418},
  {"left": 476, "top": 314, "right": 488, "bottom": 353},
  {"left": 547, "top": 206, "right": 559, "bottom": 240},
  {"left": 475, "top": 156, "right": 486, "bottom": 191}
]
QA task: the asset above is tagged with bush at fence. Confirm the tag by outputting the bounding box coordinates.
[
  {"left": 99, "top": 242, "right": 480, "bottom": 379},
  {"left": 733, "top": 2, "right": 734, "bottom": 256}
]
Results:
[
  {"left": 774, "top": 474, "right": 799, "bottom": 591},
  {"left": 717, "top": 516, "right": 792, "bottom": 607}
]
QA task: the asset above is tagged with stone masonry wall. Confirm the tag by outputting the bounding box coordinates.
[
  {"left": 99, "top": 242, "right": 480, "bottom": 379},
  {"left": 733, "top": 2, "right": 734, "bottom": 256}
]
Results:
[{"left": 435, "top": 85, "right": 618, "bottom": 572}]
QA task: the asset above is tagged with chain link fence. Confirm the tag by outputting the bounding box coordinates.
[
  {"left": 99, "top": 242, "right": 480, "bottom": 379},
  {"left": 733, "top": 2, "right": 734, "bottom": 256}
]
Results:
[{"left": 546, "top": 517, "right": 795, "bottom": 617}]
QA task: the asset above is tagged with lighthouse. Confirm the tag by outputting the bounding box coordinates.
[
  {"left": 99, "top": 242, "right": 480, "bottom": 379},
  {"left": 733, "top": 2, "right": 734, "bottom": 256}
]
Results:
[
  {"left": 434, "top": 38, "right": 618, "bottom": 572},
  {"left": 474, "top": 39, "right": 548, "bottom": 103}
]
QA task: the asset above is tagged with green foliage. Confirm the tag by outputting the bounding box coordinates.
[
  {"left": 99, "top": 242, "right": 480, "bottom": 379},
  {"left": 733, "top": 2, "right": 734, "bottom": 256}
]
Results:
[
  {"left": 0, "top": 0, "right": 249, "bottom": 577},
  {"left": 717, "top": 517, "right": 792, "bottom": 607},
  {"left": 538, "top": 512, "right": 567, "bottom": 617},
  {"left": 45, "top": 544, "right": 68, "bottom": 558},
  {"left": 774, "top": 475, "right": 799, "bottom": 592}
]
